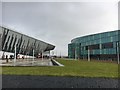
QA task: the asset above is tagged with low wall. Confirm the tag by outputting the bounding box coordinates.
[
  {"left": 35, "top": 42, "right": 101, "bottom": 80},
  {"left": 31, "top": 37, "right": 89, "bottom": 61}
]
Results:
[{"left": 51, "top": 59, "right": 64, "bottom": 66}]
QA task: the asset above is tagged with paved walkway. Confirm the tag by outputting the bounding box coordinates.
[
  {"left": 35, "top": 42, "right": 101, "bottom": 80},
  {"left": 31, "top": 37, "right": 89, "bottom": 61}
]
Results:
[{"left": 0, "top": 58, "right": 53, "bottom": 66}]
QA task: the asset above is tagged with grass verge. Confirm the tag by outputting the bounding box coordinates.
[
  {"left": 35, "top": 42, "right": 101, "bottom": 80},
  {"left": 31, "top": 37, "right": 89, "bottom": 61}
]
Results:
[{"left": 2, "top": 58, "right": 119, "bottom": 78}]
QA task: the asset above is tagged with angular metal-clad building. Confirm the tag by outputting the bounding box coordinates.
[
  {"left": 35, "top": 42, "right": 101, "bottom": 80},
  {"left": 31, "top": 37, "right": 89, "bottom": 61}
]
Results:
[
  {"left": 68, "top": 30, "right": 120, "bottom": 61},
  {"left": 0, "top": 26, "right": 55, "bottom": 57}
]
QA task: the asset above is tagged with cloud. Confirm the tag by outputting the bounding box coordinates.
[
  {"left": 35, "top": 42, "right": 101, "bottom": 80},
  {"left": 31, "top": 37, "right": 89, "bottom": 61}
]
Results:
[{"left": 2, "top": 2, "right": 118, "bottom": 56}]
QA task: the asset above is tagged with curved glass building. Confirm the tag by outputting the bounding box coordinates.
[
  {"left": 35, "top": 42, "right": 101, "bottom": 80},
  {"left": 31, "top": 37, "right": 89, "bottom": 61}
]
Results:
[{"left": 68, "top": 30, "right": 120, "bottom": 61}]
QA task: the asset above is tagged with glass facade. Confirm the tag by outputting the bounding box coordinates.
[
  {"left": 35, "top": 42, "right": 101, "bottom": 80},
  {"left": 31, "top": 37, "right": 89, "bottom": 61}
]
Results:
[{"left": 68, "top": 30, "right": 120, "bottom": 61}]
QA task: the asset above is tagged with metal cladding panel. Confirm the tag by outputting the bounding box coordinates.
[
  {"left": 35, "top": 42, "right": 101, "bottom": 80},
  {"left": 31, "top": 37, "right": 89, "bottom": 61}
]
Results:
[
  {"left": 49, "top": 45, "right": 55, "bottom": 50},
  {"left": 35, "top": 40, "right": 40, "bottom": 53},
  {"left": 45, "top": 44, "right": 55, "bottom": 51},
  {"left": 39, "top": 41, "right": 47, "bottom": 53},
  {"left": 0, "top": 26, "right": 55, "bottom": 56}
]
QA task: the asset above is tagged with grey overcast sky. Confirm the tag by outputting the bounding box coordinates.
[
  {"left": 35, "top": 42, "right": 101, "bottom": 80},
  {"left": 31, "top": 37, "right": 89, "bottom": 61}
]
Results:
[{"left": 1, "top": 1, "right": 118, "bottom": 56}]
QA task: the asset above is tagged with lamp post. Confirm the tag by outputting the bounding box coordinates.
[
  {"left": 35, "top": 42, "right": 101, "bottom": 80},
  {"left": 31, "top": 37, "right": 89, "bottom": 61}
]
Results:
[
  {"left": 75, "top": 48, "right": 77, "bottom": 60},
  {"left": 42, "top": 50, "right": 43, "bottom": 61},
  {"left": 14, "top": 44, "right": 16, "bottom": 66},
  {"left": 56, "top": 50, "right": 57, "bottom": 57},
  {"left": 60, "top": 51, "right": 61, "bottom": 58},
  {"left": 88, "top": 46, "right": 90, "bottom": 62},
  {"left": 33, "top": 49, "right": 34, "bottom": 64},
  {"left": 49, "top": 50, "right": 50, "bottom": 60},
  {"left": 117, "top": 42, "right": 119, "bottom": 64}
]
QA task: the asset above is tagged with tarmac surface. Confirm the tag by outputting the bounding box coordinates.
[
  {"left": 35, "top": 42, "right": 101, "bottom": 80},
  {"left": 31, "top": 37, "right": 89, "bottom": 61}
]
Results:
[{"left": 2, "top": 75, "right": 119, "bottom": 88}]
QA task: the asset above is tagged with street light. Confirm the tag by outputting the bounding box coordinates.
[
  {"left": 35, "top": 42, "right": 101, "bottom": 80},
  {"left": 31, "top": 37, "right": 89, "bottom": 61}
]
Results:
[
  {"left": 60, "top": 51, "right": 61, "bottom": 58},
  {"left": 88, "top": 46, "right": 90, "bottom": 62},
  {"left": 14, "top": 43, "right": 16, "bottom": 66},
  {"left": 49, "top": 50, "right": 50, "bottom": 60},
  {"left": 42, "top": 50, "right": 43, "bottom": 61},
  {"left": 56, "top": 50, "right": 57, "bottom": 57},
  {"left": 117, "top": 42, "right": 119, "bottom": 64},
  {"left": 75, "top": 48, "right": 77, "bottom": 60},
  {"left": 32, "top": 49, "right": 34, "bottom": 64}
]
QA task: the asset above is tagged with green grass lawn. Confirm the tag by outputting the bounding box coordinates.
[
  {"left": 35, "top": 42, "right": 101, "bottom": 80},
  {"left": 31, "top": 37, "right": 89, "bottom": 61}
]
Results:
[{"left": 2, "top": 58, "right": 119, "bottom": 78}]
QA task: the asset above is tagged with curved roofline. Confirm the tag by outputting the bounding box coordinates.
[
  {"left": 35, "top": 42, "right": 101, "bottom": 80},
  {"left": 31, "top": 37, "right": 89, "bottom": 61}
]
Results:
[
  {"left": 1, "top": 25, "right": 55, "bottom": 47},
  {"left": 71, "top": 30, "right": 119, "bottom": 42}
]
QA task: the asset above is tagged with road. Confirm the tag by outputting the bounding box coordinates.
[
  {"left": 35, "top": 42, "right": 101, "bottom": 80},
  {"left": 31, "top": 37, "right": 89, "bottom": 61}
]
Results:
[{"left": 2, "top": 75, "right": 119, "bottom": 88}]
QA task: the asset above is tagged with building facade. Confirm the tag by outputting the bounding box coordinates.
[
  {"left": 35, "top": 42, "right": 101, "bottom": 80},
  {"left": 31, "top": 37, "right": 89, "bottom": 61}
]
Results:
[
  {"left": 68, "top": 30, "right": 120, "bottom": 61},
  {"left": 0, "top": 26, "right": 55, "bottom": 57}
]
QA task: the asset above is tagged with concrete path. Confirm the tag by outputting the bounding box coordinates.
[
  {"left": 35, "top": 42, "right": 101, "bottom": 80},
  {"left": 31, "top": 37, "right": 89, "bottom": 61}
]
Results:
[{"left": 0, "top": 59, "right": 53, "bottom": 66}]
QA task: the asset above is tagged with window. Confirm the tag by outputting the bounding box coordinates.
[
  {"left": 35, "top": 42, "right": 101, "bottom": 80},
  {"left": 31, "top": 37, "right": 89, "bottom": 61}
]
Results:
[
  {"left": 85, "top": 46, "right": 88, "bottom": 50},
  {"left": 89, "top": 44, "right": 99, "bottom": 50},
  {"left": 102, "top": 42, "right": 113, "bottom": 49},
  {"left": 85, "top": 44, "right": 99, "bottom": 50}
]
